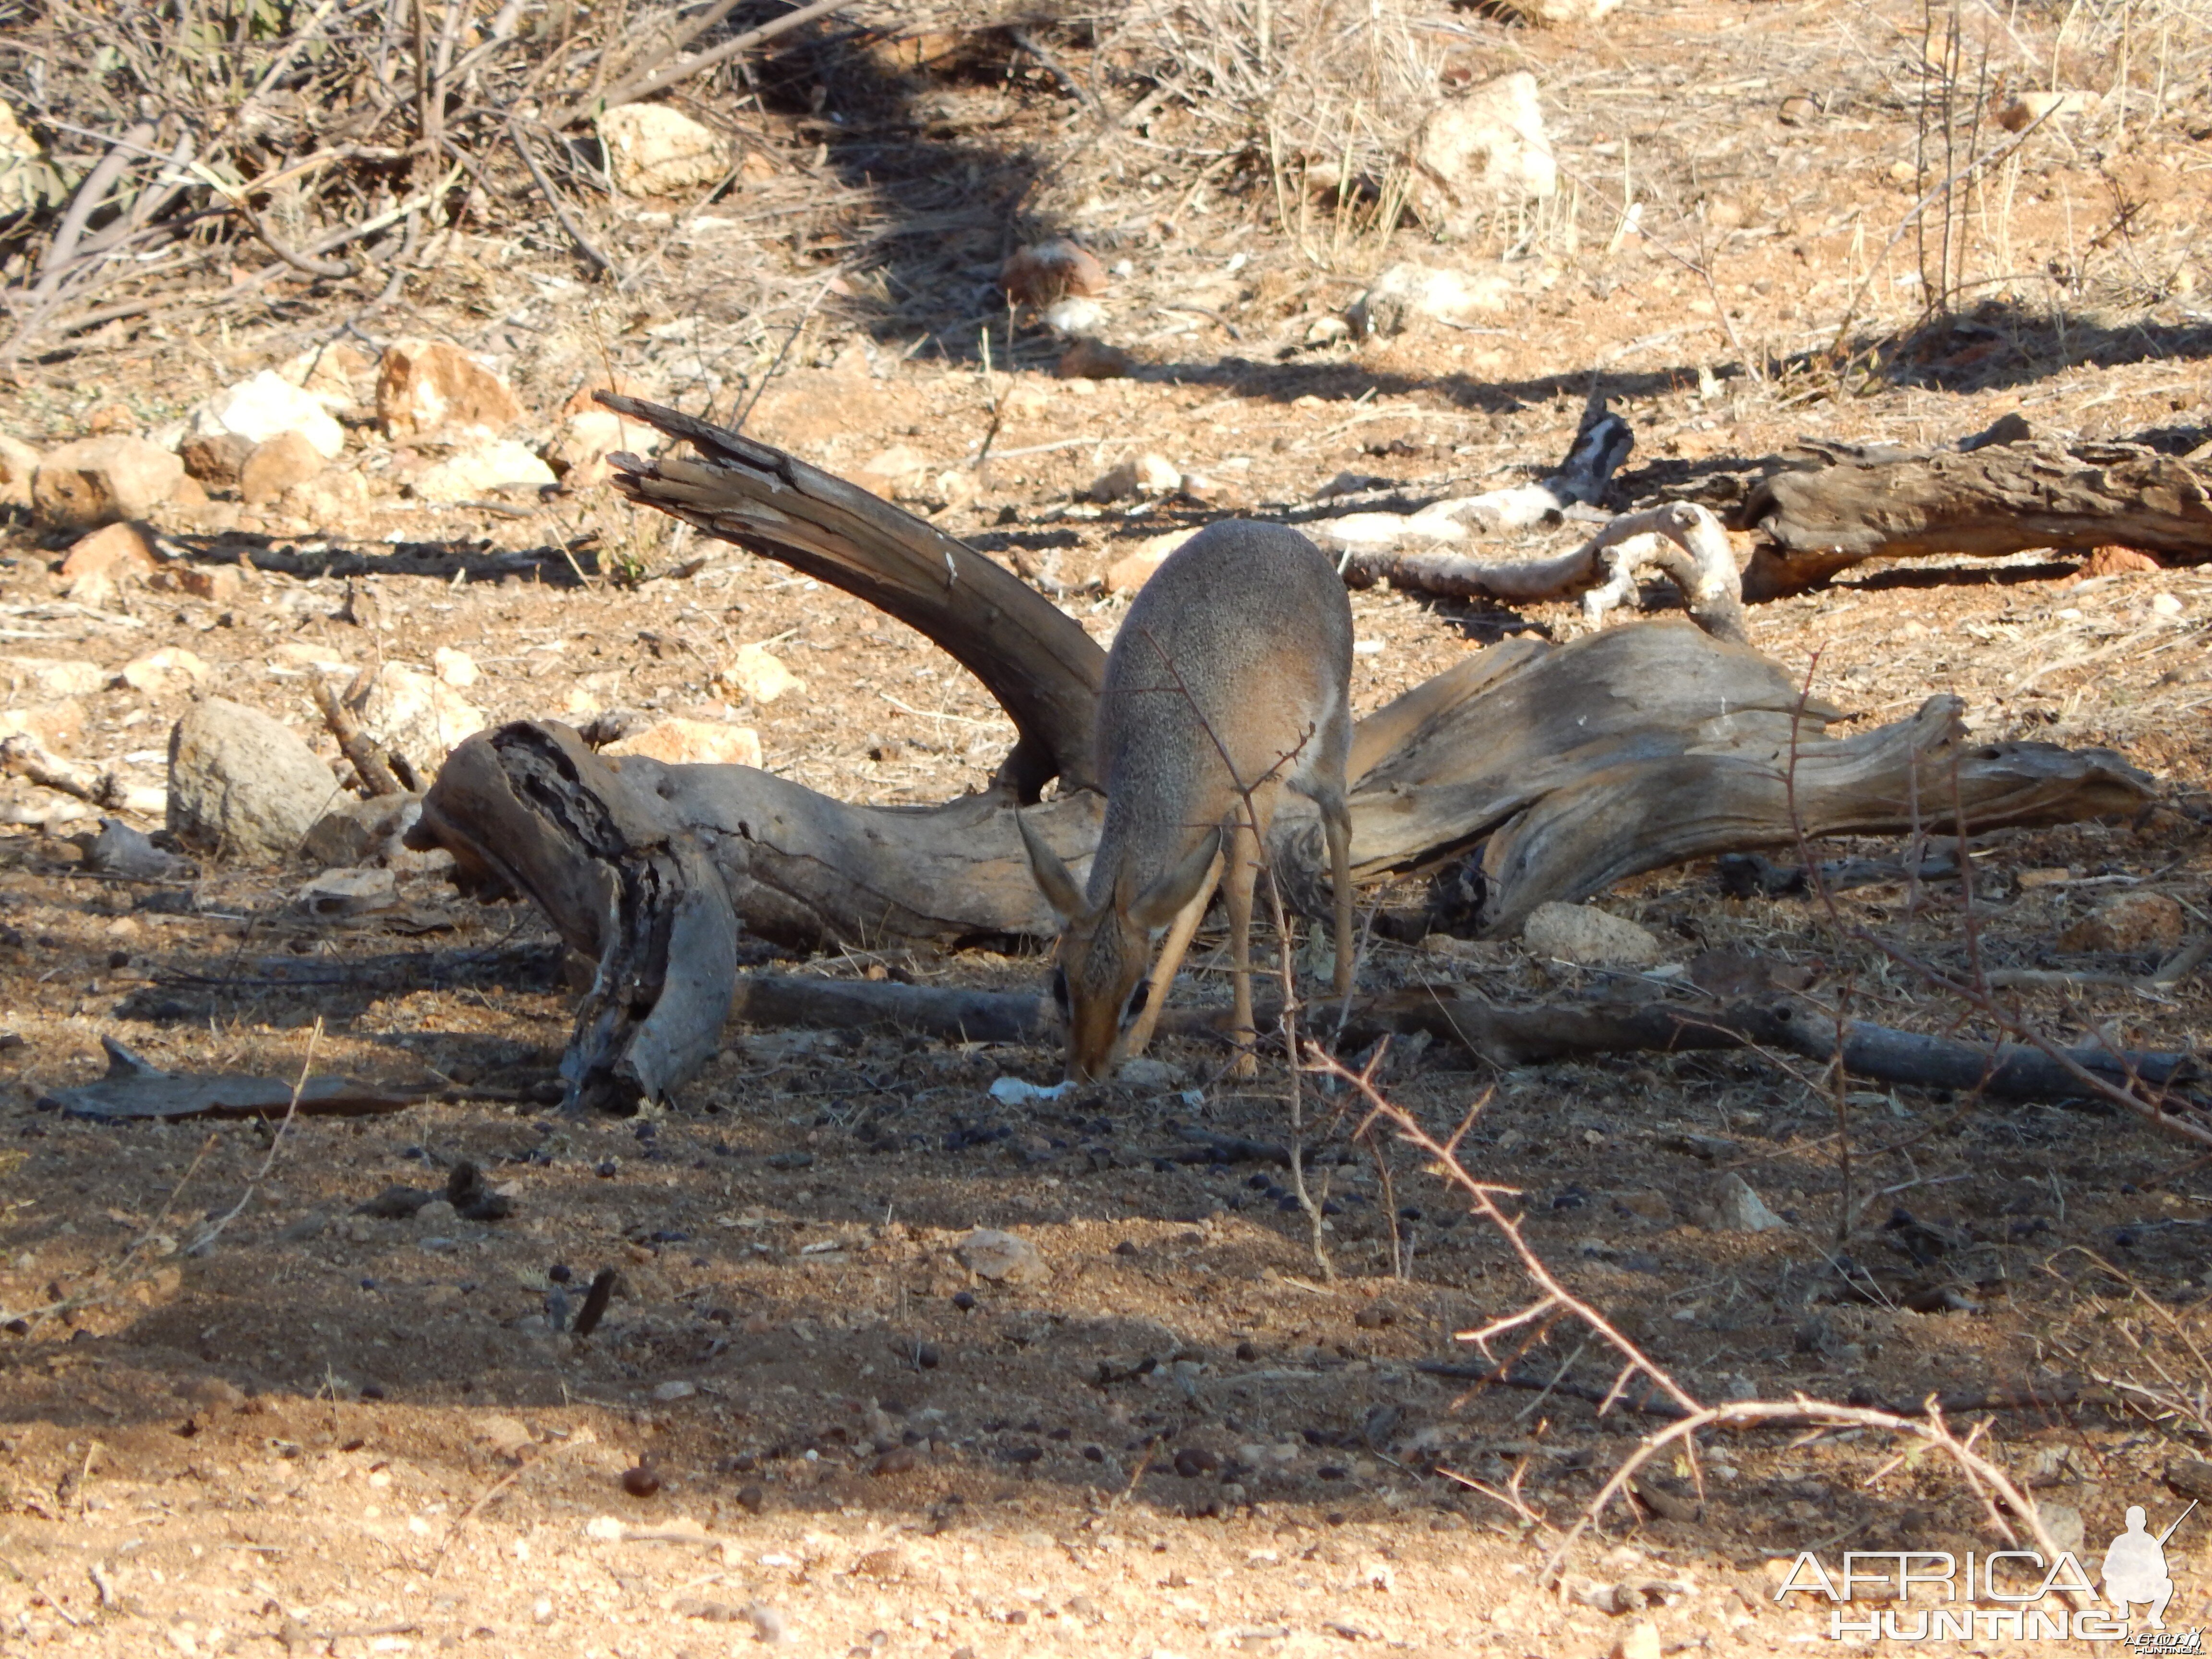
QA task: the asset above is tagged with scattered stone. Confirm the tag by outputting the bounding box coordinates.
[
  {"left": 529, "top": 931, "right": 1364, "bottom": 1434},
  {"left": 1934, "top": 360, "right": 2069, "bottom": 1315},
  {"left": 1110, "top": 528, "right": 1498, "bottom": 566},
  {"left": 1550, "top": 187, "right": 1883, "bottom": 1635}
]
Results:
[
  {"left": 743, "top": 1602, "right": 791, "bottom": 1644},
  {"left": 152, "top": 565, "right": 242, "bottom": 604},
  {"left": 1114, "top": 1056, "right": 1184, "bottom": 1091},
  {"left": 1613, "top": 1620, "right": 1662, "bottom": 1659},
  {"left": 599, "top": 103, "right": 732, "bottom": 197},
  {"left": 353, "top": 663, "right": 488, "bottom": 775},
  {"left": 0, "top": 432, "right": 39, "bottom": 507},
  {"left": 0, "top": 99, "right": 42, "bottom": 216},
  {"left": 2151, "top": 591, "right": 2185, "bottom": 616},
  {"left": 1997, "top": 90, "right": 2092, "bottom": 131},
  {"left": 413, "top": 1198, "right": 458, "bottom": 1229},
  {"left": 603, "top": 719, "right": 763, "bottom": 769},
  {"left": 82, "top": 818, "right": 191, "bottom": 880},
  {"left": 0, "top": 657, "right": 103, "bottom": 699},
  {"left": 280, "top": 468, "right": 373, "bottom": 525},
  {"left": 545, "top": 408, "right": 659, "bottom": 489},
  {"left": 1056, "top": 338, "right": 1137, "bottom": 380},
  {"left": 191, "top": 370, "right": 346, "bottom": 461},
  {"left": 955, "top": 1227, "right": 1048, "bottom": 1286},
  {"left": 1409, "top": 72, "right": 1556, "bottom": 239},
  {"left": 33, "top": 435, "right": 185, "bottom": 529},
  {"left": 2057, "top": 890, "right": 2185, "bottom": 954},
  {"left": 1777, "top": 93, "right": 1820, "bottom": 126},
  {"left": 854, "top": 445, "right": 935, "bottom": 502},
  {"left": 477, "top": 1414, "right": 533, "bottom": 1456},
  {"left": 178, "top": 431, "right": 255, "bottom": 488},
  {"left": 239, "top": 431, "right": 325, "bottom": 506},
  {"left": 2078, "top": 546, "right": 2161, "bottom": 577},
  {"left": 376, "top": 341, "right": 524, "bottom": 442},
  {"left": 1088, "top": 454, "right": 1181, "bottom": 502},
  {"left": 408, "top": 439, "right": 556, "bottom": 504},
  {"left": 167, "top": 697, "right": 338, "bottom": 863},
  {"left": 1521, "top": 901, "right": 1664, "bottom": 967},
  {"left": 59, "top": 521, "right": 159, "bottom": 582},
  {"left": 1000, "top": 238, "right": 1109, "bottom": 307},
  {"left": 1713, "top": 1172, "right": 1789, "bottom": 1233},
  {"left": 1103, "top": 529, "right": 1198, "bottom": 595},
  {"left": 277, "top": 341, "right": 376, "bottom": 412},
  {"left": 650, "top": 1380, "right": 697, "bottom": 1403},
  {"left": 0, "top": 698, "right": 84, "bottom": 750},
  {"left": 1349, "top": 262, "right": 1512, "bottom": 337},
  {"left": 2165, "top": 1458, "right": 2212, "bottom": 1502},
  {"left": 433, "top": 646, "right": 478, "bottom": 688},
  {"left": 620, "top": 1463, "right": 662, "bottom": 1499},
  {"left": 872, "top": 1445, "right": 918, "bottom": 1476},
  {"left": 717, "top": 644, "right": 803, "bottom": 705},
  {"left": 852, "top": 1546, "right": 907, "bottom": 1580},
  {"left": 120, "top": 646, "right": 212, "bottom": 695},
  {"left": 1042, "top": 297, "right": 1107, "bottom": 336},
  {"left": 299, "top": 866, "right": 398, "bottom": 916}
]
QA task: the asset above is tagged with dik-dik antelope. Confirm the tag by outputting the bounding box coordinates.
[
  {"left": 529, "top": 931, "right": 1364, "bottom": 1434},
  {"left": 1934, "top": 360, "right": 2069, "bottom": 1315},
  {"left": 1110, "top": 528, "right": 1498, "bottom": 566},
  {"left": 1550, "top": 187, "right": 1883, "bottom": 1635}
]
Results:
[{"left": 1018, "top": 521, "right": 1356, "bottom": 1081}]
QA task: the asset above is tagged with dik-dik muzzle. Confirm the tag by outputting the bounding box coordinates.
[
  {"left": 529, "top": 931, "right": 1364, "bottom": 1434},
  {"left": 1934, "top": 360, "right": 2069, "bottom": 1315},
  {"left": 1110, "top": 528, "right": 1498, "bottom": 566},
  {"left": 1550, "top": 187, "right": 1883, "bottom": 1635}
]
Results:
[{"left": 1018, "top": 814, "right": 1219, "bottom": 1081}]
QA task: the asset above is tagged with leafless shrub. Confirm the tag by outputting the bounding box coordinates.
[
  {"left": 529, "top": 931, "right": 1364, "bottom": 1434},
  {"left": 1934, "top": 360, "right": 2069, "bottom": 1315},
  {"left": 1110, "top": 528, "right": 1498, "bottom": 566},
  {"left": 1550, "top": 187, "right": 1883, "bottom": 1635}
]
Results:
[{"left": 0, "top": 0, "right": 848, "bottom": 367}]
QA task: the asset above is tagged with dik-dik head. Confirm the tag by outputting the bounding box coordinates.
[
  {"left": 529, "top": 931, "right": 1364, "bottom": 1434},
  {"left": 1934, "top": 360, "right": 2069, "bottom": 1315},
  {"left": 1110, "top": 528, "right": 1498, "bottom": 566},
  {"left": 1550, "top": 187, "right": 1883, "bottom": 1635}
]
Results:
[{"left": 1018, "top": 814, "right": 1220, "bottom": 1082}]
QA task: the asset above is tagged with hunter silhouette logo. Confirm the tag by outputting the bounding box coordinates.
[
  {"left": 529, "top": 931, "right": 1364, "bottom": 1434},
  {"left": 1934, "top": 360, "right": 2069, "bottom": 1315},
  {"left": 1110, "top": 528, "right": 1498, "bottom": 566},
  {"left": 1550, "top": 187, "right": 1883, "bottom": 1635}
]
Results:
[
  {"left": 1773, "top": 1498, "right": 2202, "bottom": 1646},
  {"left": 2104, "top": 1503, "right": 2194, "bottom": 1632}
]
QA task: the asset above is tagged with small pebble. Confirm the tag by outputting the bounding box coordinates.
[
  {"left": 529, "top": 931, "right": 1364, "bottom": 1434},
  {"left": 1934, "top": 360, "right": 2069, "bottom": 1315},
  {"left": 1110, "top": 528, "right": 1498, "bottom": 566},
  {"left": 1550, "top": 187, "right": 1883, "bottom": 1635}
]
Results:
[{"left": 620, "top": 1464, "right": 661, "bottom": 1498}]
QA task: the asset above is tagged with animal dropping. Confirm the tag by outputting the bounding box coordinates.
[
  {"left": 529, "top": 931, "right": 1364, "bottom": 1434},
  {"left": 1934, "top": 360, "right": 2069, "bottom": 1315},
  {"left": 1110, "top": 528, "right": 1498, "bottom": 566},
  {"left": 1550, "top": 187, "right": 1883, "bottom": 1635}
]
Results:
[{"left": 1018, "top": 521, "right": 1356, "bottom": 1081}]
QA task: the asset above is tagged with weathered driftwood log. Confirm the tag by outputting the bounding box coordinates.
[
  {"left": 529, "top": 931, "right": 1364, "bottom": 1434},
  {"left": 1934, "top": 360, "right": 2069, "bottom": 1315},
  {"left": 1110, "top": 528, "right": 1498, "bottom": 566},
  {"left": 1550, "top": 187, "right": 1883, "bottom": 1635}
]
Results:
[
  {"left": 716, "top": 973, "right": 2203, "bottom": 1116},
  {"left": 1738, "top": 430, "right": 2212, "bottom": 598},
  {"left": 1341, "top": 501, "right": 1749, "bottom": 644},
  {"left": 406, "top": 400, "right": 2156, "bottom": 1109}
]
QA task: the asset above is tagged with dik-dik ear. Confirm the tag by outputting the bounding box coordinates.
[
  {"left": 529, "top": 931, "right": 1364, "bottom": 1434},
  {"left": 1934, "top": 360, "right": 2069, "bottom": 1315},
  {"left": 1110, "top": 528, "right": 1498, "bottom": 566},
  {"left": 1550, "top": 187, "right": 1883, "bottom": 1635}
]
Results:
[
  {"left": 1015, "top": 811, "right": 1085, "bottom": 921},
  {"left": 1129, "top": 826, "right": 1222, "bottom": 933}
]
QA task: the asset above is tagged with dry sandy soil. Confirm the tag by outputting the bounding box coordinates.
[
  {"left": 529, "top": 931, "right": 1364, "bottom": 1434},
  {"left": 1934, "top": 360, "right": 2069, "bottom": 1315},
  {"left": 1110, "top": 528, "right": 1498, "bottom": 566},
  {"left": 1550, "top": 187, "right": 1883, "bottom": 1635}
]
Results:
[{"left": 1, "top": 0, "right": 2211, "bottom": 1652}]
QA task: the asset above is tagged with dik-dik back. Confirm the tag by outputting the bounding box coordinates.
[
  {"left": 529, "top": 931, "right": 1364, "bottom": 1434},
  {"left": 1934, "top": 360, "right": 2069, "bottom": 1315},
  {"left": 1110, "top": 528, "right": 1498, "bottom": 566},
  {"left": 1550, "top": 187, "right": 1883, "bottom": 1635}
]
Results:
[{"left": 1021, "top": 521, "right": 1357, "bottom": 1080}]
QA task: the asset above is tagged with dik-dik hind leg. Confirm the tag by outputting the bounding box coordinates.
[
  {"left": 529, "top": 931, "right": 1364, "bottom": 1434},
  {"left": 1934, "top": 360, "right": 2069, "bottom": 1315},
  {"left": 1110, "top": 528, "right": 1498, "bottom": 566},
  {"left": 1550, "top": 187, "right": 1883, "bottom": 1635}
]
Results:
[
  {"left": 1313, "top": 782, "right": 1356, "bottom": 1000},
  {"left": 1223, "top": 818, "right": 1262, "bottom": 1080},
  {"left": 1118, "top": 847, "right": 1223, "bottom": 1063}
]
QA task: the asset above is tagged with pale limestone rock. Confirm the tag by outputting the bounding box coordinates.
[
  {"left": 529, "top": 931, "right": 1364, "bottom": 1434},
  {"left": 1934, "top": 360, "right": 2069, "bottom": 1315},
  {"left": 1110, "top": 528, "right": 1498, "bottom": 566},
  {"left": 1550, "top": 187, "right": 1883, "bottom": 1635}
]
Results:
[
  {"left": 1521, "top": 900, "right": 1663, "bottom": 967},
  {"left": 598, "top": 103, "right": 732, "bottom": 197},
  {"left": 191, "top": 370, "right": 347, "bottom": 460},
  {"left": 1410, "top": 73, "right": 1556, "bottom": 239},
  {"left": 33, "top": 436, "right": 184, "bottom": 529}
]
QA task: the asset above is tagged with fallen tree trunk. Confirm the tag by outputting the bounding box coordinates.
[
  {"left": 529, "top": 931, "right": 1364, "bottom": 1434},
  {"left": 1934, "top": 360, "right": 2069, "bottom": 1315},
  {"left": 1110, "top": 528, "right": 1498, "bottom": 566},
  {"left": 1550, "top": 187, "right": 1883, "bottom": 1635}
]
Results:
[
  {"left": 716, "top": 972, "right": 2203, "bottom": 1115},
  {"left": 1738, "top": 430, "right": 2212, "bottom": 598},
  {"left": 405, "top": 400, "right": 2157, "bottom": 1110}
]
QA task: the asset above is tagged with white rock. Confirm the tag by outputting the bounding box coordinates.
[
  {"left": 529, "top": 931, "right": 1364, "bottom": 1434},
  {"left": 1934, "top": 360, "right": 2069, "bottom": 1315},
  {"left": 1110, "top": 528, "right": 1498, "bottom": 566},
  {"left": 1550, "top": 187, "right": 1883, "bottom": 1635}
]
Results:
[
  {"left": 1713, "top": 1172, "right": 1789, "bottom": 1233},
  {"left": 409, "top": 440, "right": 557, "bottom": 505},
  {"left": 167, "top": 698, "right": 340, "bottom": 863},
  {"left": 1103, "top": 528, "right": 1200, "bottom": 595},
  {"left": 191, "top": 370, "right": 347, "bottom": 461},
  {"left": 0, "top": 99, "right": 45, "bottom": 216},
  {"left": 1350, "top": 262, "right": 1512, "bottom": 337},
  {"left": 717, "top": 644, "right": 802, "bottom": 705},
  {"left": 433, "top": 646, "right": 479, "bottom": 688},
  {"left": 355, "top": 663, "right": 487, "bottom": 774},
  {"left": 603, "top": 719, "right": 762, "bottom": 769},
  {"left": 1521, "top": 901, "right": 1663, "bottom": 967},
  {"left": 955, "top": 1227, "right": 1048, "bottom": 1285},
  {"left": 299, "top": 866, "right": 398, "bottom": 916},
  {"left": 1089, "top": 453, "right": 1181, "bottom": 502},
  {"left": 120, "top": 647, "right": 212, "bottom": 695},
  {"left": 0, "top": 657, "right": 103, "bottom": 699},
  {"left": 1042, "top": 297, "right": 1107, "bottom": 335},
  {"left": 599, "top": 103, "right": 732, "bottom": 197},
  {"left": 1410, "top": 72, "right": 1556, "bottom": 239},
  {"left": 650, "top": 1380, "right": 697, "bottom": 1402}
]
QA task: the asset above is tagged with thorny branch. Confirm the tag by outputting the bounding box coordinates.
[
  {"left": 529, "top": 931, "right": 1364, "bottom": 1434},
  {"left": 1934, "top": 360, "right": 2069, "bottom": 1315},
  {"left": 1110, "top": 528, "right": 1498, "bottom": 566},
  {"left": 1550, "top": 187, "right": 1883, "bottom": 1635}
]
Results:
[{"left": 1316, "top": 1053, "right": 2082, "bottom": 1591}]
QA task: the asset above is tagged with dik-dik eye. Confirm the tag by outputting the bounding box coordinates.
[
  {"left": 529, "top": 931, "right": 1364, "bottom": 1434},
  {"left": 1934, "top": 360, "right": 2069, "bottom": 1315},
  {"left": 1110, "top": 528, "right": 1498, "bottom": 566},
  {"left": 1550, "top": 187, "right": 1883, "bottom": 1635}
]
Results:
[
  {"left": 1049, "top": 965, "right": 1070, "bottom": 1010},
  {"left": 1118, "top": 980, "right": 1149, "bottom": 1028}
]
